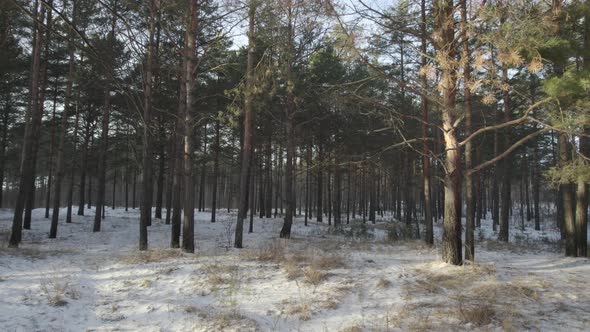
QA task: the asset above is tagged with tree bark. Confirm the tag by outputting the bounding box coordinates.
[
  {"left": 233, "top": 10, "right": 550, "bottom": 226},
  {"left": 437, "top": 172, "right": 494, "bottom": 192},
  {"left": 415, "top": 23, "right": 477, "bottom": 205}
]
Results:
[
  {"left": 139, "top": 0, "right": 158, "bottom": 250},
  {"left": 181, "top": 0, "right": 198, "bottom": 253},
  {"left": 420, "top": 0, "right": 433, "bottom": 245},
  {"left": 462, "top": 0, "right": 475, "bottom": 259},
  {"left": 0, "top": 93, "right": 10, "bottom": 208},
  {"left": 235, "top": 0, "right": 255, "bottom": 248},
  {"left": 171, "top": 69, "right": 185, "bottom": 248},
  {"left": 559, "top": 133, "right": 576, "bottom": 256},
  {"left": 211, "top": 118, "right": 220, "bottom": 223},
  {"left": 574, "top": 9, "right": 590, "bottom": 257},
  {"left": 45, "top": 82, "right": 58, "bottom": 219},
  {"left": 498, "top": 64, "right": 512, "bottom": 242},
  {"left": 9, "top": 3, "right": 47, "bottom": 247},
  {"left": 50, "top": 0, "right": 77, "bottom": 237},
  {"left": 93, "top": 1, "right": 117, "bottom": 232},
  {"left": 435, "top": 0, "right": 462, "bottom": 265}
]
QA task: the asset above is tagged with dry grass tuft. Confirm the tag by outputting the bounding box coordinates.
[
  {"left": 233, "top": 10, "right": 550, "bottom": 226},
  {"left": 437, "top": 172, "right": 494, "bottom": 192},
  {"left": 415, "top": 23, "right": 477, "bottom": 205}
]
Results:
[
  {"left": 40, "top": 279, "right": 80, "bottom": 307},
  {"left": 139, "top": 279, "right": 152, "bottom": 288},
  {"left": 207, "top": 274, "right": 228, "bottom": 286},
  {"left": 311, "top": 254, "right": 346, "bottom": 270},
  {"left": 405, "top": 262, "right": 496, "bottom": 296},
  {"left": 277, "top": 248, "right": 346, "bottom": 282},
  {"left": 283, "top": 260, "right": 302, "bottom": 280},
  {"left": 377, "top": 277, "right": 392, "bottom": 289},
  {"left": 303, "top": 266, "right": 327, "bottom": 285},
  {"left": 458, "top": 303, "right": 495, "bottom": 326},
  {"left": 339, "top": 325, "right": 364, "bottom": 332},
  {"left": 120, "top": 249, "right": 183, "bottom": 265},
  {"left": 244, "top": 241, "right": 286, "bottom": 263},
  {"left": 472, "top": 278, "right": 546, "bottom": 302},
  {"left": 400, "top": 261, "right": 549, "bottom": 331},
  {"left": 284, "top": 301, "right": 312, "bottom": 321}
]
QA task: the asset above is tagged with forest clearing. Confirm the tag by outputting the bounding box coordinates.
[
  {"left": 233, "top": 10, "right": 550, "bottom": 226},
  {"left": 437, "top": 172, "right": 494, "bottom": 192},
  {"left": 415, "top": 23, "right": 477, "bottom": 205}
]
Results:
[{"left": 0, "top": 208, "right": 589, "bottom": 331}]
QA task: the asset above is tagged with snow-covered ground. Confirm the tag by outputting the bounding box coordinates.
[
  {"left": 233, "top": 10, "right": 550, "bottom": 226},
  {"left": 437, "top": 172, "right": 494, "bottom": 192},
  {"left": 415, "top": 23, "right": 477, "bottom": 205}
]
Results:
[{"left": 0, "top": 207, "right": 588, "bottom": 331}]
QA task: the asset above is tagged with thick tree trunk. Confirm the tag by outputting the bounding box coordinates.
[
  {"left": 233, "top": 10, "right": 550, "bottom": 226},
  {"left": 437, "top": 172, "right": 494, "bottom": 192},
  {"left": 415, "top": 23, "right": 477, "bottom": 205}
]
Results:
[
  {"left": 575, "top": 13, "right": 590, "bottom": 257},
  {"left": 435, "top": 0, "right": 462, "bottom": 265},
  {"left": 559, "top": 133, "right": 576, "bottom": 256},
  {"left": 9, "top": 3, "right": 46, "bottom": 247}
]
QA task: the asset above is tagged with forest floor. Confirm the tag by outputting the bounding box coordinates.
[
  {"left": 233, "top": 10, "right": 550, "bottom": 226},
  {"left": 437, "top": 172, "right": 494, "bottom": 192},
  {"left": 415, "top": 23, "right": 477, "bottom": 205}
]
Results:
[{"left": 0, "top": 207, "right": 589, "bottom": 332}]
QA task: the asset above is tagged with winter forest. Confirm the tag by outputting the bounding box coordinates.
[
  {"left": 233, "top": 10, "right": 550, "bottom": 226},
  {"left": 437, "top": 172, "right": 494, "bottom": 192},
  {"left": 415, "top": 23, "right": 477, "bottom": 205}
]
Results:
[{"left": 0, "top": 0, "right": 589, "bottom": 330}]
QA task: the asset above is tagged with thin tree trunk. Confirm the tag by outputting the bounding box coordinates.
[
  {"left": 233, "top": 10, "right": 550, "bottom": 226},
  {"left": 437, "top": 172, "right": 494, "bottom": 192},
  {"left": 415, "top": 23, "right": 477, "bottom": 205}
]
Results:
[
  {"left": 211, "top": 118, "right": 220, "bottom": 223},
  {"left": 462, "top": 0, "right": 475, "bottom": 259},
  {"left": 249, "top": 148, "right": 255, "bottom": 233},
  {"left": 155, "top": 123, "right": 165, "bottom": 219},
  {"left": 171, "top": 69, "right": 185, "bottom": 248},
  {"left": 182, "top": 0, "right": 198, "bottom": 253},
  {"left": 0, "top": 94, "right": 9, "bottom": 208},
  {"left": 265, "top": 131, "right": 273, "bottom": 218},
  {"left": 93, "top": 1, "right": 117, "bottom": 233},
  {"left": 235, "top": 0, "right": 255, "bottom": 248},
  {"left": 575, "top": 11, "right": 590, "bottom": 257},
  {"left": 50, "top": 3, "right": 77, "bottom": 236},
  {"left": 45, "top": 81, "right": 58, "bottom": 219},
  {"left": 77, "top": 122, "right": 90, "bottom": 216},
  {"left": 66, "top": 86, "right": 81, "bottom": 223},
  {"left": 498, "top": 64, "right": 512, "bottom": 242},
  {"left": 139, "top": 0, "right": 158, "bottom": 250}
]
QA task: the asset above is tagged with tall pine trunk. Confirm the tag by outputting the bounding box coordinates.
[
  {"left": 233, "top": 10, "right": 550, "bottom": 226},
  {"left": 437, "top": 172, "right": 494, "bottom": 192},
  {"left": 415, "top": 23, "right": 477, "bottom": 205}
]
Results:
[
  {"left": 93, "top": 1, "right": 117, "bottom": 232},
  {"left": 50, "top": 0, "right": 77, "bottom": 237},
  {"left": 9, "top": 3, "right": 46, "bottom": 247},
  {"left": 182, "top": 0, "right": 198, "bottom": 253},
  {"left": 211, "top": 118, "right": 220, "bottom": 223},
  {"left": 234, "top": 0, "right": 255, "bottom": 248},
  {"left": 435, "top": 0, "right": 462, "bottom": 265},
  {"left": 420, "top": 0, "right": 433, "bottom": 245}
]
